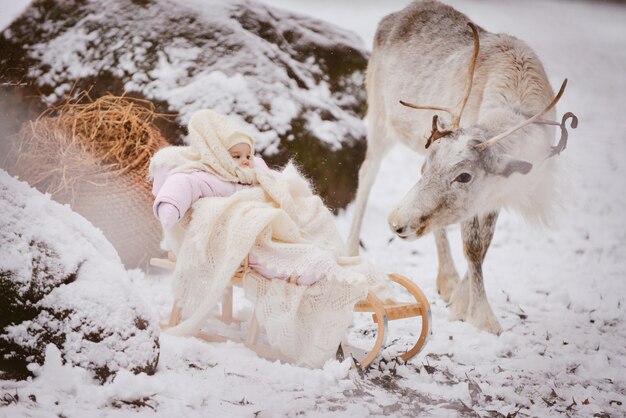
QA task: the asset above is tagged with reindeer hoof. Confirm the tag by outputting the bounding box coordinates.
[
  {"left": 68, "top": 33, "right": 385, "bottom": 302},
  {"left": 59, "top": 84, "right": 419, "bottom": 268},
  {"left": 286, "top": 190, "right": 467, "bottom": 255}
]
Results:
[
  {"left": 478, "top": 319, "right": 502, "bottom": 336},
  {"left": 467, "top": 309, "right": 502, "bottom": 335},
  {"left": 436, "top": 273, "right": 460, "bottom": 303},
  {"left": 447, "top": 279, "right": 469, "bottom": 320},
  {"left": 448, "top": 304, "right": 467, "bottom": 322}
]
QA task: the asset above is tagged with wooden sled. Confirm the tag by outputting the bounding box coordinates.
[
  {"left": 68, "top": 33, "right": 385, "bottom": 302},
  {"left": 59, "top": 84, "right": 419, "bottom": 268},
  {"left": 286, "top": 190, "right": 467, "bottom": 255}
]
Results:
[{"left": 150, "top": 254, "right": 431, "bottom": 368}]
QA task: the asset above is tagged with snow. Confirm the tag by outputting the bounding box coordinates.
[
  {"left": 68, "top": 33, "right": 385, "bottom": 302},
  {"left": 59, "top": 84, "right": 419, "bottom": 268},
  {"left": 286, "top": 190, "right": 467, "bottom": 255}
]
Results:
[
  {"left": 0, "top": 170, "right": 159, "bottom": 384},
  {"left": 2, "top": 0, "right": 626, "bottom": 417}
]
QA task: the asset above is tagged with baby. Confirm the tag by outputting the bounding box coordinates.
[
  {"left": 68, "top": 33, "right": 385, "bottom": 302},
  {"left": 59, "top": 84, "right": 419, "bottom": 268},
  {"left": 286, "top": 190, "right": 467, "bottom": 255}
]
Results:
[
  {"left": 152, "top": 134, "right": 268, "bottom": 230},
  {"left": 150, "top": 111, "right": 317, "bottom": 285}
]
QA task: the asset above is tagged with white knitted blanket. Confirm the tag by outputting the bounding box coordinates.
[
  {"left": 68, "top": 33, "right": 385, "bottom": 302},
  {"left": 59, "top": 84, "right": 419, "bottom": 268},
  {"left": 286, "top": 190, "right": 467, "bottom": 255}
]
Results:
[{"left": 164, "top": 164, "right": 391, "bottom": 367}]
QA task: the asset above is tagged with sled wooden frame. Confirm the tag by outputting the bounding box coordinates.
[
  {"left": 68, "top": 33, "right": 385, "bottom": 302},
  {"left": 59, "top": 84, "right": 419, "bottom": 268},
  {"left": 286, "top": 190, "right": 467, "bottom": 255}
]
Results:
[{"left": 150, "top": 254, "right": 431, "bottom": 368}]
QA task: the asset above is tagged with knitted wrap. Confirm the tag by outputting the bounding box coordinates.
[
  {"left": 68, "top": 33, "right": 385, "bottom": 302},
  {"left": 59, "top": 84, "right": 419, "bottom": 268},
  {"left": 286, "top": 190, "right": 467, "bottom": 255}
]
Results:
[{"left": 148, "top": 109, "right": 257, "bottom": 185}]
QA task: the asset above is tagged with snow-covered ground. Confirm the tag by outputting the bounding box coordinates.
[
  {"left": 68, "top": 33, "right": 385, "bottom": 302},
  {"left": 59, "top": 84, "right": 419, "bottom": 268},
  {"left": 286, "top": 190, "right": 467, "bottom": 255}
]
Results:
[{"left": 1, "top": 0, "right": 625, "bottom": 417}]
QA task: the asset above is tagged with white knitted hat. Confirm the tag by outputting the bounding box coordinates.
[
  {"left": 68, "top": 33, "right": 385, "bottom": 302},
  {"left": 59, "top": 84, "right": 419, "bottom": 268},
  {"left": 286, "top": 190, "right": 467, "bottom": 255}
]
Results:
[{"left": 225, "top": 131, "right": 254, "bottom": 152}]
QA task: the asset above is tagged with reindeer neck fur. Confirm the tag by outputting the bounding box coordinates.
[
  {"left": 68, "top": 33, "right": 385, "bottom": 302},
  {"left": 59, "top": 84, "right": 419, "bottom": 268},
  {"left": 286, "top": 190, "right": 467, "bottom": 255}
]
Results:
[
  {"left": 472, "top": 68, "right": 560, "bottom": 225},
  {"left": 464, "top": 126, "right": 560, "bottom": 225}
]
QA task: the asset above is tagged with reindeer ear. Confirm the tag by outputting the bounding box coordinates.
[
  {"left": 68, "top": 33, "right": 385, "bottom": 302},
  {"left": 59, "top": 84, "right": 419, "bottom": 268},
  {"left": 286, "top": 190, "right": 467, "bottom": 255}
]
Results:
[{"left": 488, "top": 154, "right": 533, "bottom": 177}]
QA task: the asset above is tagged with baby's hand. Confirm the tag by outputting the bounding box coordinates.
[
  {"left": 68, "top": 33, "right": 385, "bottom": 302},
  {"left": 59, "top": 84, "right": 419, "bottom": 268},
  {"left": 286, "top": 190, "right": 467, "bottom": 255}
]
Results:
[{"left": 157, "top": 202, "right": 180, "bottom": 230}]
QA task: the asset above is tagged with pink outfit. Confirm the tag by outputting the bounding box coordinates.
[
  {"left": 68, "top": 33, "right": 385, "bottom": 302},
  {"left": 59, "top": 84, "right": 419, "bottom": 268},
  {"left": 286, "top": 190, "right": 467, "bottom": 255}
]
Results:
[
  {"left": 152, "top": 157, "right": 317, "bottom": 285},
  {"left": 151, "top": 156, "right": 269, "bottom": 225}
]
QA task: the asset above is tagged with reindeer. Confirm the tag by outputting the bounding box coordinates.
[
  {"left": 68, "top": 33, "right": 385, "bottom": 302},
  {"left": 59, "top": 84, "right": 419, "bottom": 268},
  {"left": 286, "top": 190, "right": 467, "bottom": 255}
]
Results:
[{"left": 346, "top": 0, "right": 577, "bottom": 334}]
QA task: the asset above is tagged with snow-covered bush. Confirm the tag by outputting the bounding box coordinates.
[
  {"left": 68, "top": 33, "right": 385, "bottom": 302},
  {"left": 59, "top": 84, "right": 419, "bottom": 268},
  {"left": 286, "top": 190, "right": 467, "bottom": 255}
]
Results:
[{"left": 0, "top": 170, "right": 160, "bottom": 383}]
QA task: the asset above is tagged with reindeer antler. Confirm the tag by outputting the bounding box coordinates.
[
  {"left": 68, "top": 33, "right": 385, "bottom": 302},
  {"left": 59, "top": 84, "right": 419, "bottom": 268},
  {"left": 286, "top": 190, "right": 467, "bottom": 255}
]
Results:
[
  {"left": 424, "top": 115, "right": 453, "bottom": 149},
  {"left": 452, "top": 22, "right": 480, "bottom": 130},
  {"left": 544, "top": 112, "right": 578, "bottom": 157},
  {"left": 399, "top": 21, "right": 480, "bottom": 147},
  {"left": 474, "top": 79, "right": 575, "bottom": 152}
]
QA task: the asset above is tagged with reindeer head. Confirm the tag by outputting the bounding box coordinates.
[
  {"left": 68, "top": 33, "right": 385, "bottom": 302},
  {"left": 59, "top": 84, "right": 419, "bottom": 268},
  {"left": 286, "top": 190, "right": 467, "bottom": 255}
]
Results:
[
  {"left": 388, "top": 127, "right": 529, "bottom": 239},
  {"left": 388, "top": 23, "right": 577, "bottom": 240}
]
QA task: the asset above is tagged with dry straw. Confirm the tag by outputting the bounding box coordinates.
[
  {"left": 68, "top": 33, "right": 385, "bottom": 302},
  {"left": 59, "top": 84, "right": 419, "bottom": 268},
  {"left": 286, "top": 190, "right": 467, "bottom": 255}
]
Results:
[{"left": 10, "top": 91, "right": 173, "bottom": 197}]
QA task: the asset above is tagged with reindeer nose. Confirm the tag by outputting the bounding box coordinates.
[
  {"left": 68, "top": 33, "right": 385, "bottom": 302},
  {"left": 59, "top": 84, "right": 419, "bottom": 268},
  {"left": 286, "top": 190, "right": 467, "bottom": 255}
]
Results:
[{"left": 391, "top": 223, "right": 407, "bottom": 235}]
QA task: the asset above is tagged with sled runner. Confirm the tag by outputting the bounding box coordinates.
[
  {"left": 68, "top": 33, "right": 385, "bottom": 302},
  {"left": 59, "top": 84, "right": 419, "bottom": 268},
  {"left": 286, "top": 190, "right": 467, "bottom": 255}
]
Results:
[{"left": 150, "top": 254, "right": 431, "bottom": 368}]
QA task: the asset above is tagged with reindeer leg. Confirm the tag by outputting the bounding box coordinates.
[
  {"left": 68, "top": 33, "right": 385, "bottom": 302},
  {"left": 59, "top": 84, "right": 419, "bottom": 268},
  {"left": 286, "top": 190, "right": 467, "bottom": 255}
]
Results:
[
  {"left": 347, "top": 138, "right": 391, "bottom": 256},
  {"left": 456, "top": 212, "right": 502, "bottom": 334},
  {"left": 448, "top": 272, "right": 469, "bottom": 322},
  {"left": 434, "top": 228, "right": 460, "bottom": 302},
  {"left": 346, "top": 156, "right": 378, "bottom": 255},
  {"left": 478, "top": 212, "right": 499, "bottom": 264}
]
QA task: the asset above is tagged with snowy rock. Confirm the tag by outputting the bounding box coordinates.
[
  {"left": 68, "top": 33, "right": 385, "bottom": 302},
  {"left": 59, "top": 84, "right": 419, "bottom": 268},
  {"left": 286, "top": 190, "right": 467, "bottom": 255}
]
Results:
[
  {"left": 0, "top": 170, "right": 160, "bottom": 383},
  {"left": 0, "top": 0, "right": 370, "bottom": 210}
]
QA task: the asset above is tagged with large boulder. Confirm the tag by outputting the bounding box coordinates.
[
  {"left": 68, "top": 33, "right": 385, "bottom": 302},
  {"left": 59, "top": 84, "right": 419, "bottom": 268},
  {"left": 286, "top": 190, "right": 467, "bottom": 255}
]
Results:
[
  {"left": 0, "top": 0, "right": 370, "bottom": 210},
  {"left": 0, "top": 169, "right": 160, "bottom": 383}
]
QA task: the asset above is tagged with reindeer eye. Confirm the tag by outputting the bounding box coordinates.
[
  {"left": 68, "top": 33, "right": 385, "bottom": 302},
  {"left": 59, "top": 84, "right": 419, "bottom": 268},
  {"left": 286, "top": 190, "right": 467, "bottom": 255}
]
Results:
[{"left": 454, "top": 172, "right": 472, "bottom": 183}]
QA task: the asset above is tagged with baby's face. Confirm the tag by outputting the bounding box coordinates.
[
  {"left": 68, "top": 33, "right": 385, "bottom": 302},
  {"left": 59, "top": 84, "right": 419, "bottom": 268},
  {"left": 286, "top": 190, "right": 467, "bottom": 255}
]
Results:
[{"left": 228, "top": 143, "right": 253, "bottom": 168}]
